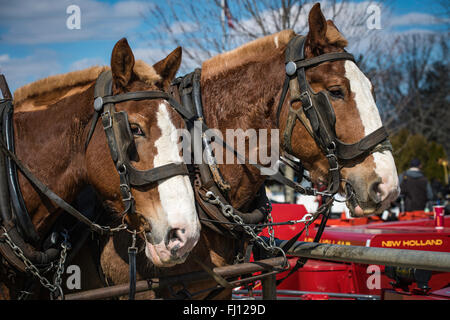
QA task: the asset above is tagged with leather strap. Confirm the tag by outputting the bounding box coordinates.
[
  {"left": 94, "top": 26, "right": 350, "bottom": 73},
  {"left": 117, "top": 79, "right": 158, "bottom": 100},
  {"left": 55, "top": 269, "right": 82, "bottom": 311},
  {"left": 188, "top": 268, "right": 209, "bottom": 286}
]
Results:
[
  {"left": 128, "top": 232, "right": 137, "bottom": 300},
  {"left": 293, "top": 52, "right": 355, "bottom": 69},
  {"left": 335, "top": 126, "right": 389, "bottom": 160},
  {"left": 101, "top": 91, "right": 197, "bottom": 123},
  {"left": 0, "top": 137, "right": 114, "bottom": 236},
  {"left": 2, "top": 100, "right": 39, "bottom": 243}
]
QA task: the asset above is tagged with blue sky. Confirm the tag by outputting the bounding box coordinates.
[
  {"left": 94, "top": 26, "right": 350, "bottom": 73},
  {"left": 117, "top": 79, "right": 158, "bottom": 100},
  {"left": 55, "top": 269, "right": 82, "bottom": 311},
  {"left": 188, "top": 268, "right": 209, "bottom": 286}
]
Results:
[{"left": 0, "top": 0, "right": 447, "bottom": 92}]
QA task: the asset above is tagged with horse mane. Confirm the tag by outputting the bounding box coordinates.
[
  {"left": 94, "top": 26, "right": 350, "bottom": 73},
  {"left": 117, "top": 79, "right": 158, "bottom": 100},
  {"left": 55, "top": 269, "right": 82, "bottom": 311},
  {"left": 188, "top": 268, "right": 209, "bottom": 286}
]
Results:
[
  {"left": 14, "top": 60, "right": 161, "bottom": 108},
  {"left": 201, "top": 29, "right": 296, "bottom": 81}
]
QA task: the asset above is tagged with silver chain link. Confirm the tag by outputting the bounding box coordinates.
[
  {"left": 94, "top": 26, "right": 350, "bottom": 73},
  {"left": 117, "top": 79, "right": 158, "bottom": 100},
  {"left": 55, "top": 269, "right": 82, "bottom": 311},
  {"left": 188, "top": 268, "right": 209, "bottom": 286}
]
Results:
[
  {"left": 1, "top": 226, "right": 69, "bottom": 299},
  {"left": 267, "top": 212, "right": 276, "bottom": 248},
  {"left": 52, "top": 240, "right": 69, "bottom": 298},
  {"left": 204, "top": 191, "right": 292, "bottom": 266}
]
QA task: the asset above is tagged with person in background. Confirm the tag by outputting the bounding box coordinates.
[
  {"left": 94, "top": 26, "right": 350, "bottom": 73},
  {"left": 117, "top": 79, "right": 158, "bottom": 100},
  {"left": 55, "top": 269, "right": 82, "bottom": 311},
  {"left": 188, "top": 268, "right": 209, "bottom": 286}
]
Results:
[
  {"left": 431, "top": 178, "right": 444, "bottom": 202},
  {"left": 398, "top": 158, "right": 434, "bottom": 212}
]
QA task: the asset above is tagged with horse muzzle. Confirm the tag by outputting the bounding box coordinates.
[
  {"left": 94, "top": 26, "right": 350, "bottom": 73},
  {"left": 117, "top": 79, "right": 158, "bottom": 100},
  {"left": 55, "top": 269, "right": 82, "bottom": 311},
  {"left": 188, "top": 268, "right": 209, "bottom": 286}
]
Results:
[
  {"left": 344, "top": 177, "right": 399, "bottom": 217},
  {"left": 144, "top": 226, "right": 199, "bottom": 267}
]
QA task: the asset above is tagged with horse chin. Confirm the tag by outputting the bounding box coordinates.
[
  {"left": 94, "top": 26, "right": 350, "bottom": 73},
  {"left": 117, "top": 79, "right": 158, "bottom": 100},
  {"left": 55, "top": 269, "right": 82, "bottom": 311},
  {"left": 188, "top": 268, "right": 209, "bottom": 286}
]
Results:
[
  {"left": 342, "top": 181, "right": 378, "bottom": 217},
  {"left": 347, "top": 203, "right": 376, "bottom": 217},
  {"left": 346, "top": 196, "right": 385, "bottom": 217},
  {"left": 144, "top": 240, "right": 188, "bottom": 268}
]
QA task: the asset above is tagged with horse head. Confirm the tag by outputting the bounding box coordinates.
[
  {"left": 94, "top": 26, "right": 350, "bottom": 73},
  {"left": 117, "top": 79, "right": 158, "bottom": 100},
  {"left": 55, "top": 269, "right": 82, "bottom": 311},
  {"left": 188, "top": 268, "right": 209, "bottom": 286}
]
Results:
[
  {"left": 283, "top": 4, "right": 399, "bottom": 216},
  {"left": 86, "top": 39, "right": 200, "bottom": 267}
]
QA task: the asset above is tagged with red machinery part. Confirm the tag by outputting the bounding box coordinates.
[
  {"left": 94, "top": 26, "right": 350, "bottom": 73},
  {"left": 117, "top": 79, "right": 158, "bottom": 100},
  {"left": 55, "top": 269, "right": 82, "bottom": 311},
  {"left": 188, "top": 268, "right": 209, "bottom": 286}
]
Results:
[{"left": 260, "top": 204, "right": 450, "bottom": 300}]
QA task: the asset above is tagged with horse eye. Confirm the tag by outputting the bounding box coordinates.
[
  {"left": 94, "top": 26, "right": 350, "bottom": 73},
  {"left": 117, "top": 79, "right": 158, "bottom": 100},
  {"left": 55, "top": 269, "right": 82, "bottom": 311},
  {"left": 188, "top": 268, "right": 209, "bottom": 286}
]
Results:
[
  {"left": 130, "top": 124, "right": 145, "bottom": 137},
  {"left": 328, "top": 87, "right": 345, "bottom": 99}
]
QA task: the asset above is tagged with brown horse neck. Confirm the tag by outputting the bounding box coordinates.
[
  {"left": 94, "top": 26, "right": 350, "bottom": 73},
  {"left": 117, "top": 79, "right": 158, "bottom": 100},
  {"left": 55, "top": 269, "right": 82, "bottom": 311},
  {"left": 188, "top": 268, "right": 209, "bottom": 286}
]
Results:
[
  {"left": 12, "top": 84, "right": 95, "bottom": 233},
  {"left": 200, "top": 50, "right": 286, "bottom": 209}
]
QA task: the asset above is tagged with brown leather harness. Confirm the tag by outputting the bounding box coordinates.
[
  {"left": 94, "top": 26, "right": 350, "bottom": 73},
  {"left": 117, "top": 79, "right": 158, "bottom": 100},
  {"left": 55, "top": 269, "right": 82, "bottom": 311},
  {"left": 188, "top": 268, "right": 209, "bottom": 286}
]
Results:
[{"left": 170, "top": 70, "right": 271, "bottom": 241}]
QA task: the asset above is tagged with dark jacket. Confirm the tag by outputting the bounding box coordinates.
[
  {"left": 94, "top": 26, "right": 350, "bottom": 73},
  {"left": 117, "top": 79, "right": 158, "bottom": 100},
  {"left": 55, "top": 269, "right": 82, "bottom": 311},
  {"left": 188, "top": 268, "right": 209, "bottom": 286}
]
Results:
[{"left": 399, "top": 168, "right": 433, "bottom": 212}]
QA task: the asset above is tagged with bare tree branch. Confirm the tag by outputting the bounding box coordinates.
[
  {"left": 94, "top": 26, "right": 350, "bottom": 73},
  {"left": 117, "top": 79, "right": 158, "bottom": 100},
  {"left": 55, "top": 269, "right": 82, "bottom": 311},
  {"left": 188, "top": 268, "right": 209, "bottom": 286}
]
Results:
[{"left": 142, "top": 0, "right": 384, "bottom": 71}]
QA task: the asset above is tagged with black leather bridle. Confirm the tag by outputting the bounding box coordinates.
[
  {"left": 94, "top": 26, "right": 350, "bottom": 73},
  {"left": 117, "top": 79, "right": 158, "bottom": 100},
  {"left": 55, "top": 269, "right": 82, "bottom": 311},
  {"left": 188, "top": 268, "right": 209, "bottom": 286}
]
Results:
[
  {"left": 276, "top": 35, "right": 392, "bottom": 195},
  {"left": 86, "top": 70, "right": 192, "bottom": 217},
  {"left": 85, "top": 70, "right": 201, "bottom": 299},
  {"left": 273, "top": 36, "right": 393, "bottom": 285}
]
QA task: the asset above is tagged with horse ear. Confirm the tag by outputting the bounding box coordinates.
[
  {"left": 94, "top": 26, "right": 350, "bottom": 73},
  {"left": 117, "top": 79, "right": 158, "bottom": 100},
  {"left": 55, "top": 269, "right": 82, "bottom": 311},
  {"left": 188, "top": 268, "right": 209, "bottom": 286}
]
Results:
[
  {"left": 307, "top": 3, "right": 328, "bottom": 52},
  {"left": 325, "top": 20, "right": 348, "bottom": 48},
  {"left": 153, "top": 47, "right": 182, "bottom": 90},
  {"left": 111, "top": 38, "right": 135, "bottom": 91}
]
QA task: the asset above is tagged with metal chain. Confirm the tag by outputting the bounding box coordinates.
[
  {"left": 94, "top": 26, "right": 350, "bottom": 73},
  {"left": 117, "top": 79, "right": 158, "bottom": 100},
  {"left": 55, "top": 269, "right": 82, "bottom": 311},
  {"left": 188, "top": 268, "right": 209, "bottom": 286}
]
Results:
[
  {"left": 91, "top": 222, "right": 128, "bottom": 235},
  {"left": 263, "top": 200, "right": 276, "bottom": 248},
  {"left": 266, "top": 212, "right": 276, "bottom": 248},
  {"left": 51, "top": 234, "right": 71, "bottom": 299},
  {"left": 1, "top": 226, "right": 70, "bottom": 298},
  {"left": 204, "top": 191, "right": 290, "bottom": 266}
]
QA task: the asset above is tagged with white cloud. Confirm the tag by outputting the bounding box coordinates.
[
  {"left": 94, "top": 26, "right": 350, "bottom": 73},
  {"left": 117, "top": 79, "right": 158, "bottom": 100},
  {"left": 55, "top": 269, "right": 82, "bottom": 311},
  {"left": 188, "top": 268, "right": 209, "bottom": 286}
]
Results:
[
  {"left": 389, "top": 12, "right": 444, "bottom": 27},
  {"left": 0, "top": 54, "right": 10, "bottom": 63},
  {"left": 169, "top": 21, "right": 199, "bottom": 35},
  {"left": 221, "top": 1, "right": 389, "bottom": 51},
  {"left": 0, "top": 0, "right": 153, "bottom": 44}
]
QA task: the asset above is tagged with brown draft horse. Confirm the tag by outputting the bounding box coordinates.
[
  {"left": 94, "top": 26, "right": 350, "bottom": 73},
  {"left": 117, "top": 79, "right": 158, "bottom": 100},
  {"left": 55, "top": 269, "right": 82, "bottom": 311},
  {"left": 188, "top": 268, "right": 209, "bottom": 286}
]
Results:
[
  {"left": 94, "top": 3, "right": 400, "bottom": 299},
  {"left": 0, "top": 39, "right": 201, "bottom": 299}
]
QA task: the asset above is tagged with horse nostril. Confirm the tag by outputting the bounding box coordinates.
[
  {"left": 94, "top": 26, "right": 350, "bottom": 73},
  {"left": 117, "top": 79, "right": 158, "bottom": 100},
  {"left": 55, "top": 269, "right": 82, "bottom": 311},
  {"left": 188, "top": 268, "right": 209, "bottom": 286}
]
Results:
[
  {"left": 167, "top": 228, "right": 186, "bottom": 246},
  {"left": 369, "top": 180, "right": 382, "bottom": 203},
  {"left": 169, "top": 228, "right": 181, "bottom": 242},
  {"left": 167, "top": 228, "right": 187, "bottom": 257}
]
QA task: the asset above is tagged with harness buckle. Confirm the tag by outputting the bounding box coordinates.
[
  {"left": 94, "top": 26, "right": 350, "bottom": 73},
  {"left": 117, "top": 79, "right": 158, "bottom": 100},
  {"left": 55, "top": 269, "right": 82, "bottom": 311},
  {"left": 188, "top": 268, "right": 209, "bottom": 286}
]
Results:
[
  {"left": 300, "top": 92, "right": 313, "bottom": 111},
  {"left": 120, "top": 184, "right": 134, "bottom": 202},
  {"left": 101, "top": 111, "right": 113, "bottom": 130},
  {"left": 326, "top": 153, "right": 339, "bottom": 171}
]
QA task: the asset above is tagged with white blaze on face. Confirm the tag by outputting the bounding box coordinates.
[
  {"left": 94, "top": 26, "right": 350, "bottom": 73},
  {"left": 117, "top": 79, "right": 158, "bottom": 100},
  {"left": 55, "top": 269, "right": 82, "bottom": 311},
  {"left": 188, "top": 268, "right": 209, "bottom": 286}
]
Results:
[
  {"left": 344, "top": 61, "right": 399, "bottom": 205},
  {"left": 153, "top": 102, "right": 199, "bottom": 241}
]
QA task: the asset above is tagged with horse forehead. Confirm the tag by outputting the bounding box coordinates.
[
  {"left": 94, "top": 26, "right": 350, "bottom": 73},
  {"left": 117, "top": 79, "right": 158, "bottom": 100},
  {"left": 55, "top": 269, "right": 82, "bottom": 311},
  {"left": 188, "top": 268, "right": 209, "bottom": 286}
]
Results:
[
  {"left": 308, "top": 60, "right": 347, "bottom": 83},
  {"left": 344, "top": 60, "right": 373, "bottom": 92},
  {"left": 155, "top": 101, "right": 177, "bottom": 133},
  {"left": 120, "top": 100, "right": 159, "bottom": 119},
  {"left": 343, "top": 60, "right": 382, "bottom": 134}
]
